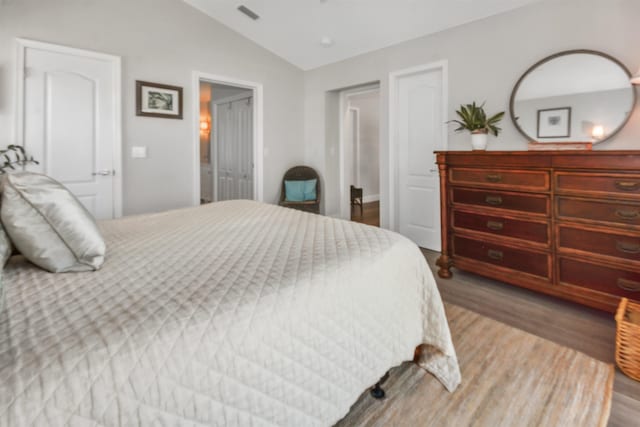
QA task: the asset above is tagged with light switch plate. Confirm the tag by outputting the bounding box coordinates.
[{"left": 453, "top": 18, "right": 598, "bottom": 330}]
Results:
[{"left": 132, "top": 146, "right": 147, "bottom": 158}]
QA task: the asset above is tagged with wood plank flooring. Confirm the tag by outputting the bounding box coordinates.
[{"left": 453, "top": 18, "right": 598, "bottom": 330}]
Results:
[
  {"left": 420, "top": 249, "right": 640, "bottom": 427},
  {"left": 351, "top": 201, "right": 380, "bottom": 227}
]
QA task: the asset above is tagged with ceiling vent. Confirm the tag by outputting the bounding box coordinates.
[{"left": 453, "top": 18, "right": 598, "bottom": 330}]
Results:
[{"left": 237, "top": 5, "right": 260, "bottom": 20}]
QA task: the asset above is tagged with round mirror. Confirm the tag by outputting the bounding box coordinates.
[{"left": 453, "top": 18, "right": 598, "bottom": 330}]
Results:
[{"left": 510, "top": 50, "right": 636, "bottom": 144}]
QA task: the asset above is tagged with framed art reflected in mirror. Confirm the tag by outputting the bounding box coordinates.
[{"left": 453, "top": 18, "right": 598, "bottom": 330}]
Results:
[{"left": 537, "top": 107, "right": 571, "bottom": 138}]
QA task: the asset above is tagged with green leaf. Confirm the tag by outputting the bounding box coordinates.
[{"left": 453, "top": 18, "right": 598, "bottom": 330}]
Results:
[{"left": 448, "top": 102, "right": 504, "bottom": 136}]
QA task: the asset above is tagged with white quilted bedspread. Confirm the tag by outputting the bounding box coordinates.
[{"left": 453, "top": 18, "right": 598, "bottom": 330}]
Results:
[{"left": 0, "top": 200, "right": 460, "bottom": 426}]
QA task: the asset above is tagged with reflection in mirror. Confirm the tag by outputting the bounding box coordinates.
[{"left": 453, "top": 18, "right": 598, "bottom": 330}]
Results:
[{"left": 510, "top": 50, "right": 636, "bottom": 144}]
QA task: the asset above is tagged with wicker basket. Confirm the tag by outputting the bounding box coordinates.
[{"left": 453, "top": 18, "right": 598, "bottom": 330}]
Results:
[{"left": 615, "top": 298, "right": 640, "bottom": 381}]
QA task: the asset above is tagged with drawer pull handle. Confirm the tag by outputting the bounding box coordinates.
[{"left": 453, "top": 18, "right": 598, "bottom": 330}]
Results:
[
  {"left": 485, "top": 195, "right": 503, "bottom": 206},
  {"left": 486, "top": 174, "right": 502, "bottom": 183},
  {"left": 616, "top": 241, "right": 640, "bottom": 254},
  {"left": 486, "top": 221, "right": 504, "bottom": 231},
  {"left": 617, "top": 278, "right": 640, "bottom": 292},
  {"left": 615, "top": 181, "right": 640, "bottom": 191},
  {"left": 487, "top": 249, "right": 504, "bottom": 260},
  {"left": 615, "top": 209, "right": 640, "bottom": 220}
]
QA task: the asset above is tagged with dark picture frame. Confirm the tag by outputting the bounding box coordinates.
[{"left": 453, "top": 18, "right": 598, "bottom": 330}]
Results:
[
  {"left": 536, "top": 107, "right": 572, "bottom": 139},
  {"left": 136, "top": 80, "right": 183, "bottom": 119}
]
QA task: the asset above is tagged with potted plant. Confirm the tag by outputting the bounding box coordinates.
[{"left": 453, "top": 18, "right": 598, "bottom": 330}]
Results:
[{"left": 449, "top": 102, "right": 505, "bottom": 150}]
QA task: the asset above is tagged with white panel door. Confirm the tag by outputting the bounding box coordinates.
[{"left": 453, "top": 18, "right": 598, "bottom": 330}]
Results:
[
  {"left": 22, "top": 45, "right": 117, "bottom": 219},
  {"left": 216, "top": 102, "right": 234, "bottom": 200},
  {"left": 397, "top": 68, "right": 443, "bottom": 250},
  {"left": 348, "top": 108, "right": 359, "bottom": 187},
  {"left": 235, "top": 97, "right": 253, "bottom": 200},
  {"left": 215, "top": 96, "right": 253, "bottom": 201}
]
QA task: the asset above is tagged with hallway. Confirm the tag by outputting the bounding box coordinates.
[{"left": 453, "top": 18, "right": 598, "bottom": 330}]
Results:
[{"left": 351, "top": 201, "right": 379, "bottom": 227}]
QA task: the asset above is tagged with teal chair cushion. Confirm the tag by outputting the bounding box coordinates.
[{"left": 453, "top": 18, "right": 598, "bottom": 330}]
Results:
[{"left": 285, "top": 179, "right": 317, "bottom": 202}]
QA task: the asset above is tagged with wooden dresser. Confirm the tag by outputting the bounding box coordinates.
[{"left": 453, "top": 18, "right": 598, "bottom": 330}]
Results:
[{"left": 436, "top": 150, "right": 640, "bottom": 312}]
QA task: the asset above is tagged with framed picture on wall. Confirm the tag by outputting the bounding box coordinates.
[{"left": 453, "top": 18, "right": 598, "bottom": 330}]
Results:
[
  {"left": 136, "top": 81, "right": 183, "bottom": 119},
  {"left": 537, "top": 107, "right": 571, "bottom": 138}
]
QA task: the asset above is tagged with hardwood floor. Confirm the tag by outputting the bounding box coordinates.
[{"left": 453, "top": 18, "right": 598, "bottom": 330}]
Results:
[
  {"left": 351, "top": 201, "right": 379, "bottom": 227},
  {"left": 420, "top": 249, "right": 640, "bottom": 427}
]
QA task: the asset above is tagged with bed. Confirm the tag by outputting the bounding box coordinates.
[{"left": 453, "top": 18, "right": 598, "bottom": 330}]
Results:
[{"left": 0, "top": 200, "right": 460, "bottom": 426}]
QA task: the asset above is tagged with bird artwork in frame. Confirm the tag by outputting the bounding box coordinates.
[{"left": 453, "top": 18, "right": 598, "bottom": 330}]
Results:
[{"left": 136, "top": 80, "right": 183, "bottom": 119}]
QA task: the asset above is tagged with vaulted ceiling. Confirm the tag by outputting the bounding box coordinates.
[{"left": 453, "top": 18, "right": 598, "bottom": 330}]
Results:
[{"left": 184, "top": 0, "right": 544, "bottom": 70}]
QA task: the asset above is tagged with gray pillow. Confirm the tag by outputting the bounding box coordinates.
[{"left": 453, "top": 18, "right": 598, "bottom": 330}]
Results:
[{"left": 1, "top": 172, "right": 105, "bottom": 273}]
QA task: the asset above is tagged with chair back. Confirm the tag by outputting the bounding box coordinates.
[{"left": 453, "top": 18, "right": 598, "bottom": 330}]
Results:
[{"left": 280, "top": 166, "right": 321, "bottom": 203}]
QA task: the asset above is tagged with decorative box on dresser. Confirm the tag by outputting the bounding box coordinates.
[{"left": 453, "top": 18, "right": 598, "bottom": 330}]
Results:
[{"left": 436, "top": 150, "right": 640, "bottom": 313}]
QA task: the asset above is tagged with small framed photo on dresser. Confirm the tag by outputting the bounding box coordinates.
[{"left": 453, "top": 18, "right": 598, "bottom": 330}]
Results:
[
  {"left": 136, "top": 81, "right": 183, "bottom": 119},
  {"left": 537, "top": 107, "right": 571, "bottom": 138}
]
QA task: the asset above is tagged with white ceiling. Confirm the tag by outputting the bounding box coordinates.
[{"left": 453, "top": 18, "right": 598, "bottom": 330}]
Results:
[{"left": 184, "top": 0, "right": 544, "bottom": 70}]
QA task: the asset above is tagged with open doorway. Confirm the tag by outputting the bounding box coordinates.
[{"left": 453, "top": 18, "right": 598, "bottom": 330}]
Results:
[
  {"left": 192, "top": 72, "right": 264, "bottom": 206},
  {"left": 199, "top": 81, "right": 253, "bottom": 203},
  {"left": 341, "top": 85, "right": 381, "bottom": 227}
]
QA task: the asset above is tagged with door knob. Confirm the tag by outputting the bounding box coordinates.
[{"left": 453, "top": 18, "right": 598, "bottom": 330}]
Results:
[{"left": 92, "top": 169, "right": 115, "bottom": 176}]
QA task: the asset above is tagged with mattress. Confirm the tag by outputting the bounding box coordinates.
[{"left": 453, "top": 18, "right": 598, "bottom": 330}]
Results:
[{"left": 0, "top": 200, "right": 460, "bottom": 426}]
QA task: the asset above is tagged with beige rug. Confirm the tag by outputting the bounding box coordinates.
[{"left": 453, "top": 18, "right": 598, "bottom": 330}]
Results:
[{"left": 337, "top": 304, "right": 613, "bottom": 427}]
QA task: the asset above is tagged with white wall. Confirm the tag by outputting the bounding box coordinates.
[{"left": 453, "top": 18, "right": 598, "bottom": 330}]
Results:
[
  {"left": 322, "top": 91, "right": 341, "bottom": 216},
  {"left": 348, "top": 91, "right": 380, "bottom": 201},
  {"left": 0, "top": 0, "right": 305, "bottom": 215},
  {"left": 303, "top": 0, "right": 640, "bottom": 228}
]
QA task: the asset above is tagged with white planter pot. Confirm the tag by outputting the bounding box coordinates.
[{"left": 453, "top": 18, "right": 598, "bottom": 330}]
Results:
[{"left": 471, "top": 132, "right": 488, "bottom": 150}]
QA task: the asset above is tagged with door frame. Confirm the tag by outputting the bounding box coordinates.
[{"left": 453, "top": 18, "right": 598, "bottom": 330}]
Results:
[
  {"left": 338, "top": 84, "right": 380, "bottom": 220},
  {"left": 211, "top": 91, "right": 253, "bottom": 202},
  {"left": 347, "top": 106, "right": 361, "bottom": 188},
  {"left": 15, "top": 38, "right": 123, "bottom": 218},
  {"left": 192, "top": 71, "right": 263, "bottom": 205},
  {"left": 388, "top": 60, "right": 448, "bottom": 232}
]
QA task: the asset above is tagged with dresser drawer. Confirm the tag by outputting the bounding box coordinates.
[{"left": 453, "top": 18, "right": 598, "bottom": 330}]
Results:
[
  {"left": 559, "top": 257, "right": 640, "bottom": 299},
  {"left": 555, "top": 172, "right": 640, "bottom": 199},
  {"left": 451, "top": 188, "right": 550, "bottom": 216},
  {"left": 557, "top": 197, "right": 640, "bottom": 227},
  {"left": 557, "top": 225, "right": 640, "bottom": 264},
  {"left": 453, "top": 235, "right": 549, "bottom": 278},
  {"left": 452, "top": 210, "right": 549, "bottom": 245},
  {"left": 450, "top": 168, "right": 549, "bottom": 191}
]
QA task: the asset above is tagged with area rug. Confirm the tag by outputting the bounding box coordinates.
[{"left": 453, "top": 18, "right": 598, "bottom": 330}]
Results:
[{"left": 336, "top": 303, "right": 613, "bottom": 427}]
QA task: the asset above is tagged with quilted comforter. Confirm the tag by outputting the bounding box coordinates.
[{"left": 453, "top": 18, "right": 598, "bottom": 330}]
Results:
[{"left": 0, "top": 200, "right": 460, "bottom": 426}]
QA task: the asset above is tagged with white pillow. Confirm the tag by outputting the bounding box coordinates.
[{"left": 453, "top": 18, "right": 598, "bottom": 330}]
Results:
[
  {"left": 0, "top": 223, "right": 11, "bottom": 310},
  {"left": 1, "top": 172, "right": 105, "bottom": 273}
]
